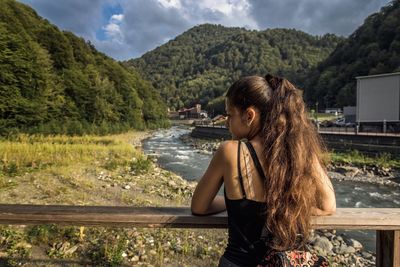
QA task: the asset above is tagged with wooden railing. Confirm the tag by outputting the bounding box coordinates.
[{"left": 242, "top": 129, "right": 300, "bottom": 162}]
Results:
[{"left": 0, "top": 205, "right": 399, "bottom": 267}]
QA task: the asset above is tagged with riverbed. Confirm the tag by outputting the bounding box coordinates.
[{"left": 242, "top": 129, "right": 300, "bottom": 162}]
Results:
[{"left": 142, "top": 126, "right": 400, "bottom": 252}]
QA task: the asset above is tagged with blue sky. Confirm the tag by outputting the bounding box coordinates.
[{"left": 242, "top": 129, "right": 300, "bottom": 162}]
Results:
[
  {"left": 96, "top": 3, "right": 123, "bottom": 42},
  {"left": 19, "top": 0, "right": 391, "bottom": 61}
]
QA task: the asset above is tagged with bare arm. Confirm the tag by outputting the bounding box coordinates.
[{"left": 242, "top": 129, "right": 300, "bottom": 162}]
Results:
[
  {"left": 191, "top": 143, "right": 227, "bottom": 215},
  {"left": 312, "top": 159, "right": 336, "bottom": 216}
]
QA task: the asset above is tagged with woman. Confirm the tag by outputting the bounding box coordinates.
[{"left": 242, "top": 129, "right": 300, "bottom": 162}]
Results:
[{"left": 191, "top": 75, "right": 336, "bottom": 267}]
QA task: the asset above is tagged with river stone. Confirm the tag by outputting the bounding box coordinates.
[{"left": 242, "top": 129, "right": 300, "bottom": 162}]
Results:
[
  {"left": 348, "top": 239, "right": 363, "bottom": 250},
  {"left": 333, "top": 243, "right": 347, "bottom": 254},
  {"left": 361, "top": 251, "right": 373, "bottom": 259},
  {"left": 345, "top": 246, "right": 356, "bottom": 254},
  {"left": 335, "top": 166, "right": 360, "bottom": 176},
  {"left": 168, "top": 180, "right": 177, "bottom": 188},
  {"left": 324, "top": 232, "right": 333, "bottom": 238},
  {"left": 313, "top": 236, "right": 333, "bottom": 252},
  {"left": 332, "top": 239, "right": 340, "bottom": 247}
]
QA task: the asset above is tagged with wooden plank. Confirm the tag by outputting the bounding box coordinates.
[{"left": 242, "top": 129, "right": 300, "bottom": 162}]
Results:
[
  {"left": 376, "top": 230, "right": 400, "bottom": 267},
  {"left": 312, "top": 208, "right": 400, "bottom": 230},
  {"left": 395, "top": 230, "right": 400, "bottom": 267},
  {"left": 393, "top": 231, "right": 400, "bottom": 267},
  {"left": 0, "top": 205, "right": 227, "bottom": 228},
  {"left": 0, "top": 205, "right": 400, "bottom": 229},
  {"left": 376, "top": 230, "right": 392, "bottom": 267}
]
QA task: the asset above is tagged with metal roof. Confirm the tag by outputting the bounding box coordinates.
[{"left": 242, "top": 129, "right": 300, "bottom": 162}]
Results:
[{"left": 356, "top": 72, "right": 400, "bottom": 79}]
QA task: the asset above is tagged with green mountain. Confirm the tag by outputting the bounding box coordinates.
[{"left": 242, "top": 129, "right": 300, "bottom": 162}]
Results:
[
  {"left": 125, "top": 24, "right": 343, "bottom": 113},
  {"left": 0, "top": 0, "right": 168, "bottom": 136},
  {"left": 304, "top": 0, "right": 400, "bottom": 108}
]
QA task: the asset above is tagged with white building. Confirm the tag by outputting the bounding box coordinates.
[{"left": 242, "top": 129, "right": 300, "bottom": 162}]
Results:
[{"left": 356, "top": 72, "right": 400, "bottom": 132}]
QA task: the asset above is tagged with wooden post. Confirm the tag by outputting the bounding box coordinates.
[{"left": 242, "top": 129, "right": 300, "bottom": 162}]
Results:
[{"left": 376, "top": 230, "right": 400, "bottom": 267}]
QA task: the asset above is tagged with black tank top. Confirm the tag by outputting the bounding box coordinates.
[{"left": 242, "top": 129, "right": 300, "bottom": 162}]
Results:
[{"left": 222, "top": 141, "right": 269, "bottom": 266}]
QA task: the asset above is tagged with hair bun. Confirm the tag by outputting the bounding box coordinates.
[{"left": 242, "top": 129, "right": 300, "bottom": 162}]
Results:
[{"left": 265, "top": 74, "right": 282, "bottom": 91}]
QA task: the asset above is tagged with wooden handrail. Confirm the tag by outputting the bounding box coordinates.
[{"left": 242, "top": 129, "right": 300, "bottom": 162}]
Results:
[
  {"left": 0, "top": 205, "right": 399, "bottom": 266},
  {"left": 0, "top": 205, "right": 398, "bottom": 229}
]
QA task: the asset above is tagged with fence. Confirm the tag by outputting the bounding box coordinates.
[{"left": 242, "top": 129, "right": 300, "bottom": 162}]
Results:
[
  {"left": 191, "top": 125, "right": 400, "bottom": 156},
  {"left": 319, "top": 126, "right": 400, "bottom": 137},
  {"left": 0, "top": 205, "right": 399, "bottom": 266}
]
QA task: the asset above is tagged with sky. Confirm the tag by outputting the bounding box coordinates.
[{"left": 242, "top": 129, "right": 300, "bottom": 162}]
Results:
[{"left": 19, "top": 0, "right": 391, "bottom": 61}]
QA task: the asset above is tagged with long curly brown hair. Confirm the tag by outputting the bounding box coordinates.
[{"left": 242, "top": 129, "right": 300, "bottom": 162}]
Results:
[{"left": 226, "top": 75, "right": 327, "bottom": 251}]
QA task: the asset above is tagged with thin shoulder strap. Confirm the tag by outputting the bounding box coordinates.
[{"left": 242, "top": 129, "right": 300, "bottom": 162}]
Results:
[
  {"left": 237, "top": 140, "right": 246, "bottom": 198},
  {"left": 244, "top": 141, "right": 267, "bottom": 181}
]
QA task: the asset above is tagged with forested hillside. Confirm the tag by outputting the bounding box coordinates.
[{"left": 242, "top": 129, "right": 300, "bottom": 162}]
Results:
[
  {"left": 126, "top": 24, "right": 343, "bottom": 113},
  {"left": 0, "top": 0, "right": 168, "bottom": 136},
  {"left": 304, "top": 0, "right": 400, "bottom": 108}
]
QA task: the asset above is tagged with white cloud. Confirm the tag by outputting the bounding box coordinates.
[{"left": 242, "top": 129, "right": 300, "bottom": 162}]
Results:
[
  {"left": 110, "top": 14, "right": 124, "bottom": 23},
  {"left": 158, "top": 0, "right": 182, "bottom": 9},
  {"left": 103, "top": 13, "right": 124, "bottom": 43},
  {"left": 119, "top": 0, "right": 190, "bottom": 57}
]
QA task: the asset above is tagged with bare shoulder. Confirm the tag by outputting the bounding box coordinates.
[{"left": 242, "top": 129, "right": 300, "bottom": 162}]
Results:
[
  {"left": 214, "top": 140, "right": 238, "bottom": 166},
  {"left": 218, "top": 140, "right": 238, "bottom": 155}
]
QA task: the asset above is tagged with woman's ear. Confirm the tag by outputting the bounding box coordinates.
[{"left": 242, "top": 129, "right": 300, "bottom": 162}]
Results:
[{"left": 245, "top": 107, "right": 256, "bottom": 126}]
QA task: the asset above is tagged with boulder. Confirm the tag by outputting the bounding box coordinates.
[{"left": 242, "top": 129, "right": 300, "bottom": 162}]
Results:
[
  {"left": 348, "top": 239, "right": 363, "bottom": 250},
  {"left": 313, "top": 236, "right": 333, "bottom": 252}
]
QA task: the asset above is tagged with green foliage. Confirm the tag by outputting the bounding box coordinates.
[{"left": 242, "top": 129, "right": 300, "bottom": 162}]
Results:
[
  {"left": 304, "top": 0, "right": 400, "bottom": 108},
  {"left": 130, "top": 156, "right": 153, "bottom": 174},
  {"left": 2, "top": 161, "right": 19, "bottom": 176},
  {"left": 126, "top": 24, "right": 343, "bottom": 111},
  {"left": 27, "top": 225, "right": 81, "bottom": 259},
  {"left": 27, "top": 225, "right": 63, "bottom": 245},
  {"left": 0, "top": 226, "right": 32, "bottom": 261},
  {"left": 87, "top": 231, "right": 127, "bottom": 266},
  {"left": 330, "top": 150, "right": 400, "bottom": 168},
  {"left": 0, "top": 0, "right": 168, "bottom": 136}
]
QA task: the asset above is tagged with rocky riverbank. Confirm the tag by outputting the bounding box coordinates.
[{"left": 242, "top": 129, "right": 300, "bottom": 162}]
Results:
[
  {"left": 309, "top": 229, "right": 375, "bottom": 266},
  {"left": 180, "top": 133, "right": 400, "bottom": 187}
]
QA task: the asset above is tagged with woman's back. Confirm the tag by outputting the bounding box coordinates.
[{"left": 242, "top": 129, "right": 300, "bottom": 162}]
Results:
[
  {"left": 223, "top": 138, "right": 266, "bottom": 202},
  {"left": 223, "top": 140, "right": 269, "bottom": 266}
]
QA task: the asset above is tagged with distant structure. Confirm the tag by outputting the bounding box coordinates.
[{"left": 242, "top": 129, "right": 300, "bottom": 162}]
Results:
[
  {"left": 324, "top": 108, "right": 342, "bottom": 115},
  {"left": 211, "top": 114, "right": 226, "bottom": 125},
  {"left": 169, "top": 104, "right": 208, "bottom": 119},
  {"left": 356, "top": 72, "right": 400, "bottom": 133},
  {"left": 343, "top": 106, "right": 356, "bottom": 123}
]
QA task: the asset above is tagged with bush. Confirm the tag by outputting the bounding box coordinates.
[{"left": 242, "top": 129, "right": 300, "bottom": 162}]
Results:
[{"left": 130, "top": 156, "right": 152, "bottom": 174}]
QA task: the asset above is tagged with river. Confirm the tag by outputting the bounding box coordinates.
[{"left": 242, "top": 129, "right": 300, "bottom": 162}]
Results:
[{"left": 142, "top": 126, "right": 400, "bottom": 252}]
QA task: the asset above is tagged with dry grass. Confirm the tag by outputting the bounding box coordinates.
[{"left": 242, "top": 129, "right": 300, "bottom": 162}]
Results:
[{"left": 0, "top": 132, "right": 145, "bottom": 177}]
